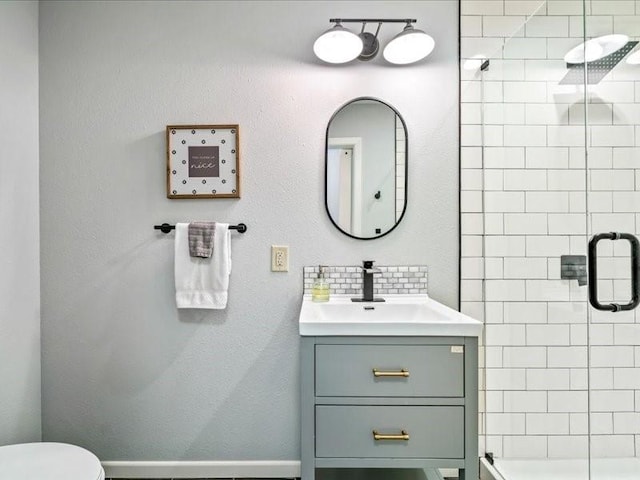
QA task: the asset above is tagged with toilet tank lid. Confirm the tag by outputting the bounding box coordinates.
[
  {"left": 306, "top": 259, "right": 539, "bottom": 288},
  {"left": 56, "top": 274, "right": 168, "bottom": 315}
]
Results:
[{"left": 0, "top": 442, "right": 103, "bottom": 480}]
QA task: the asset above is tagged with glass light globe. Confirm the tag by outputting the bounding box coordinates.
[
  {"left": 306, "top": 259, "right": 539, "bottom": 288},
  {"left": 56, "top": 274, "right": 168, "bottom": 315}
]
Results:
[
  {"left": 313, "top": 24, "right": 363, "bottom": 64},
  {"left": 383, "top": 25, "right": 435, "bottom": 65}
]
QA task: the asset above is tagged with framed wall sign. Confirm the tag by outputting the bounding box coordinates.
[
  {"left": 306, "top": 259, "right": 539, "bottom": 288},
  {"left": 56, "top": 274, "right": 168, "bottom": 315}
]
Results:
[{"left": 166, "top": 125, "right": 240, "bottom": 199}]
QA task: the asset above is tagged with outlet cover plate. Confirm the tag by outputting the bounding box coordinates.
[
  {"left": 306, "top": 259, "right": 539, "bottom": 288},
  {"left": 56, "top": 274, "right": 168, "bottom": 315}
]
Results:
[{"left": 271, "top": 245, "right": 289, "bottom": 272}]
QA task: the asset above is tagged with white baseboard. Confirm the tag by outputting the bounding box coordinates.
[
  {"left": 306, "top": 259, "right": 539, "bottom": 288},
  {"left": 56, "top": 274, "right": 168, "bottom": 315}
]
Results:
[{"left": 102, "top": 460, "right": 301, "bottom": 479}]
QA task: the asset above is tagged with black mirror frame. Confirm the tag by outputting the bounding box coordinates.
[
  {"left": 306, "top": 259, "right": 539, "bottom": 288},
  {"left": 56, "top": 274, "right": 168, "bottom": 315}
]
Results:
[{"left": 324, "top": 96, "right": 408, "bottom": 240}]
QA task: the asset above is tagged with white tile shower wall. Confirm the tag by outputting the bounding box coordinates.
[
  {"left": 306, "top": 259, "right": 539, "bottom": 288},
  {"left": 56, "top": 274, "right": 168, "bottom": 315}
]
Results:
[
  {"left": 461, "top": 0, "right": 640, "bottom": 459},
  {"left": 302, "top": 265, "right": 427, "bottom": 296}
]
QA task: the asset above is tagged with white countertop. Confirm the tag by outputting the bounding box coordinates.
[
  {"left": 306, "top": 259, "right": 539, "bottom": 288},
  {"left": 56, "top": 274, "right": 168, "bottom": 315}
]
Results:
[{"left": 299, "top": 294, "right": 483, "bottom": 337}]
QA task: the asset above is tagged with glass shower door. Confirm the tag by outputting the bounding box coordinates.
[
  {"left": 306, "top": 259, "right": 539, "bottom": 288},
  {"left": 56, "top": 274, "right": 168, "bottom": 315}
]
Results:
[
  {"left": 584, "top": 2, "right": 640, "bottom": 477},
  {"left": 462, "top": 2, "right": 640, "bottom": 478},
  {"left": 466, "top": 2, "right": 591, "bottom": 478}
]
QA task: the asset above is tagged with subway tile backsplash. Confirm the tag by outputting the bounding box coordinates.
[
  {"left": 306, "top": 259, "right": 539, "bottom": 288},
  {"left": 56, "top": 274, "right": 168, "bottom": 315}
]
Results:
[{"left": 302, "top": 265, "right": 428, "bottom": 296}]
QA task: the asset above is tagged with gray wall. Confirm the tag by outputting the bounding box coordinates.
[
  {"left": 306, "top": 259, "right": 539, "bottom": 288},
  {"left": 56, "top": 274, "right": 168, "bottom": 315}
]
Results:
[
  {"left": 0, "top": 0, "right": 41, "bottom": 446},
  {"left": 39, "top": 0, "right": 459, "bottom": 460}
]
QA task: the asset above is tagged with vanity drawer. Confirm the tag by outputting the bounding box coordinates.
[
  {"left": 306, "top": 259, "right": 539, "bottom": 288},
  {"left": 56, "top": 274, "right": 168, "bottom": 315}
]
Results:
[
  {"left": 315, "top": 344, "right": 464, "bottom": 397},
  {"left": 315, "top": 405, "right": 464, "bottom": 459}
]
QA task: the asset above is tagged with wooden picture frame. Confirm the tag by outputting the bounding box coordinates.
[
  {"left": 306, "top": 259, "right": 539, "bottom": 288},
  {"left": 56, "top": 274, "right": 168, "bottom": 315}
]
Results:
[{"left": 166, "top": 125, "right": 240, "bottom": 199}]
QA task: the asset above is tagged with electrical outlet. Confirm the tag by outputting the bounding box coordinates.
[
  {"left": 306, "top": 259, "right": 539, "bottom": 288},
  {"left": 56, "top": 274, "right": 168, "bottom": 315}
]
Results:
[{"left": 271, "top": 245, "right": 289, "bottom": 272}]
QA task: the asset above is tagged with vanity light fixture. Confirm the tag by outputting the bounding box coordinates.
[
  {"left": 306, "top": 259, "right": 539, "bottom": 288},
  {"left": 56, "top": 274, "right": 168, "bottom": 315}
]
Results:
[
  {"left": 314, "top": 18, "right": 435, "bottom": 65},
  {"left": 564, "top": 34, "right": 629, "bottom": 64}
]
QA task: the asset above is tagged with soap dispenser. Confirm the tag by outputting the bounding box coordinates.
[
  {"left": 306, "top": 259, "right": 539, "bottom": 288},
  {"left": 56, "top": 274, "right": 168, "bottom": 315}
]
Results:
[{"left": 312, "top": 265, "right": 330, "bottom": 302}]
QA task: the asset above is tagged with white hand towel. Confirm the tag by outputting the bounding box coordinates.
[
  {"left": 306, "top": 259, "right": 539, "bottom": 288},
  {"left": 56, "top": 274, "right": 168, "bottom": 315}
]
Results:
[{"left": 175, "top": 222, "right": 232, "bottom": 309}]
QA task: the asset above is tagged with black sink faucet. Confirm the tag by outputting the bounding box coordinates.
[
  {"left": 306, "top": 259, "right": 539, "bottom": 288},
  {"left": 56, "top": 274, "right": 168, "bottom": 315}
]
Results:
[{"left": 352, "top": 260, "right": 385, "bottom": 303}]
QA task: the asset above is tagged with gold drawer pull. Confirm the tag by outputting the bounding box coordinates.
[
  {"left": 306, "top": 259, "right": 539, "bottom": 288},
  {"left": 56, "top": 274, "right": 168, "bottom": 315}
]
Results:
[
  {"left": 373, "top": 430, "right": 410, "bottom": 441},
  {"left": 372, "top": 368, "right": 410, "bottom": 377}
]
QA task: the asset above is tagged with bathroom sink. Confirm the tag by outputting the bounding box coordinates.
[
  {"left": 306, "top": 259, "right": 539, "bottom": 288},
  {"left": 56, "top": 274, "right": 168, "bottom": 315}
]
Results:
[{"left": 298, "top": 294, "right": 483, "bottom": 337}]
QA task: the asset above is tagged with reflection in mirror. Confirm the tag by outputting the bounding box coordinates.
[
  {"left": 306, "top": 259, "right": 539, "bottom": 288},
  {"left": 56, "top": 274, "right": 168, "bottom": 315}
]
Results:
[{"left": 325, "top": 97, "right": 407, "bottom": 239}]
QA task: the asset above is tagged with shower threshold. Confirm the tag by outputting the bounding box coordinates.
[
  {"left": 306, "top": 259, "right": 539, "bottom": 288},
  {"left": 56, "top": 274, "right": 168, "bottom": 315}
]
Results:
[{"left": 480, "top": 457, "right": 640, "bottom": 480}]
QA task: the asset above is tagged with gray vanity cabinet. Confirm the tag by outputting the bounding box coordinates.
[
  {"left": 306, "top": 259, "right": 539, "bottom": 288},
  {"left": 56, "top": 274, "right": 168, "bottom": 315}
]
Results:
[{"left": 300, "top": 336, "right": 478, "bottom": 480}]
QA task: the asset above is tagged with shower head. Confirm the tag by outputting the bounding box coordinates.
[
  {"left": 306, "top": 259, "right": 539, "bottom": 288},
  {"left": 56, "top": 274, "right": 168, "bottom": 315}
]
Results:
[{"left": 560, "top": 40, "right": 639, "bottom": 85}]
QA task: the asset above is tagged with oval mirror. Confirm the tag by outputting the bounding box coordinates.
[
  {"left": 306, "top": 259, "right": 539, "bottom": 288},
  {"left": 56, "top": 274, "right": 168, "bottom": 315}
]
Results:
[{"left": 325, "top": 97, "right": 407, "bottom": 239}]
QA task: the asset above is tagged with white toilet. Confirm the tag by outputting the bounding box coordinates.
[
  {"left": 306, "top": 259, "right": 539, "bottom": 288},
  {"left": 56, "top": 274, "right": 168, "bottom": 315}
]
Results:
[{"left": 0, "top": 442, "right": 104, "bottom": 479}]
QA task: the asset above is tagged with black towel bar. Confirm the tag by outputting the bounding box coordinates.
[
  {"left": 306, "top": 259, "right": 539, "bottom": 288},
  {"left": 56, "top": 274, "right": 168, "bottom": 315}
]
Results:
[{"left": 154, "top": 223, "right": 247, "bottom": 234}]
